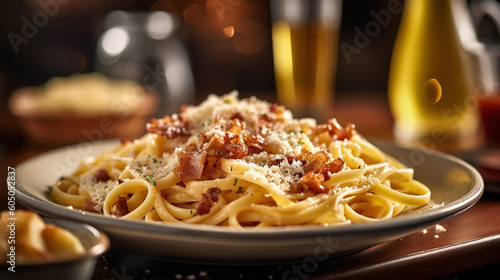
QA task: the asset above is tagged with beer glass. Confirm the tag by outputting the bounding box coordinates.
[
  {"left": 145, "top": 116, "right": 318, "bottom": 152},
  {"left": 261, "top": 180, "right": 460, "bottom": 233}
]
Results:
[{"left": 270, "top": 0, "right": 342, "bottom": 121}]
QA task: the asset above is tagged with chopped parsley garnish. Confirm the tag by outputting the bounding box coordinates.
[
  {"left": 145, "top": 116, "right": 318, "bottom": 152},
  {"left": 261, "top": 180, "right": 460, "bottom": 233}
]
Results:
[
  {"left": 144, "top": 174, "right": 156, "bottom": 186},
  {"left": 233, "top": 178, "right": 238, "bottom": 186}
]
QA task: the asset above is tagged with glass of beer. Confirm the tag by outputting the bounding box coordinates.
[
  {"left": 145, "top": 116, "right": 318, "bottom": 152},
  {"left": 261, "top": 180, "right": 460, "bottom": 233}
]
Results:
[{"left": 270, "top": 0, "right": 342, "bottom": 121}]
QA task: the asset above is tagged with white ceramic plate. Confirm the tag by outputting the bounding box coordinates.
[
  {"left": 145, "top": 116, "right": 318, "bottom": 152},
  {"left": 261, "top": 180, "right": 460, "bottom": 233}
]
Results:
[{"left": 15, "top": 139, "right": 484, "bottom": 264}]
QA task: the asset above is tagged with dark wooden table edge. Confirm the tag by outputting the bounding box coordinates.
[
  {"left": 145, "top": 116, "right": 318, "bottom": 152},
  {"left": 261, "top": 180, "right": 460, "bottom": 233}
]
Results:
[{"left": 317, "top": 234, "right": 500, "bottom": 280}]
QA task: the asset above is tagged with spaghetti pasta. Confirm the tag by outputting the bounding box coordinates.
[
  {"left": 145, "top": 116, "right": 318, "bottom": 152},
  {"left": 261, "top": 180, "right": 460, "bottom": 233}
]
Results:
[{"left": 51, "top": 92, "right": 431, "bottom": 227}]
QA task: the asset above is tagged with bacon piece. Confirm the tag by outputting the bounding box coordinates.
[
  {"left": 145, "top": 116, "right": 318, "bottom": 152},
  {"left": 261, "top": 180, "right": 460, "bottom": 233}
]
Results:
[
  {"left": 326, "top": 119, "right": 355, "bottom": 140},
  {"left": 202, "top": 156, "right": 227, "bottom": 180},
  {"left": 147, "top": 115, "right": 190, "bottom": 139},
  {"left": 257, "top": 104, "right": 284, "bottom": 128},
  {"left": 267, "top": 158, "right": 286, "bottom": 167},
  {"left": 258, "top": 105, "right": 284, "bottom": 127},
  {"left": 196, "top": 187, "right": 221, "bottom": 215},
  {"left": 112, "top": 196, "right": 128, "bottom": 217},
  {"left": 259, "top": 113, "right": 272, "bottom": 124},
  {"left": 229, "top": 118, "right": 244, "bottom": 134},
  {"left": 231, "top": 112, "right": 244, "bottom": 121},
  {"left": 295, "top": 172, "right": 327, "bottom": 194},
  {"left": 313, "top": 119, "right": 356, "bottom": 141},
  {"left": 223, "top": 119, "right": 248, "bottom": 159},
  {"left": 93, "top": 169, "right": 109, "bottom": 182},
  {"left": 206, "top": 134, "right": 225, "bottom": 156},
  {"left": 245, "top": 134, "right": 265, "bottom": 155},
  {"left": 83, "top": 199, "right": 102, "bottom": 213},
  {"left": 199, "top": 120, "right": 262, "bottom": 160},
  {"left": 270, "top": 103, "right": 285, "bottom": 114},
  {"left": 174, "top": 150, "right": 208, "bottom": 181},
  {"left": 299, "top": 150, "right": 329, "bottom": 174},
  {"left": 224, "top": 133, "right": 248, "bottom": 159},
  {"left": 196, "top": 196, "right": 211, "bottom": 216},
  {"left": 320, "top": 158, "right": 345, "bottom": 181},
  {"left": 206, "top": 132, "right": 247, "bottom": 159},
  {"left": 206, "top": 187, "right": 221, "bottom": 202}
]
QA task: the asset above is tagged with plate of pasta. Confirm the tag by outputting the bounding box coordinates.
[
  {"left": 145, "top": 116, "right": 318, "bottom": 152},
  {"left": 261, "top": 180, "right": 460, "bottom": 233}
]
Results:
[{"left": 15, "top": 92, "right": 483, "bottom": 263}]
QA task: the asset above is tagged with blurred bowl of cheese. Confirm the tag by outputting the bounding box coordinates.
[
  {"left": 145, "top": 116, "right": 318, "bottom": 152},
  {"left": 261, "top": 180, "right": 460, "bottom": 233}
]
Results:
[
  {"left": 9, "top": 72, "right": 159, "bottom": 146},
  {"left": 0, "top": 210, "right": 109, "bottom": 280}
]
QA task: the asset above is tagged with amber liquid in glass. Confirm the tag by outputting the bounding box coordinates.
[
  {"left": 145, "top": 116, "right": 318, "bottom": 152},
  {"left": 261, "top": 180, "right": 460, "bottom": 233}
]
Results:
[{"left": 272, "top": 20, "right": 338, "bottom": 121}]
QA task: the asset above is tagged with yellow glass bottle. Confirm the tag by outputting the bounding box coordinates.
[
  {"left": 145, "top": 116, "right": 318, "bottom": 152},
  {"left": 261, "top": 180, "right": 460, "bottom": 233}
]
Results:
[{"left": 388, "top": 0, "right": 480, "bottom": 151}]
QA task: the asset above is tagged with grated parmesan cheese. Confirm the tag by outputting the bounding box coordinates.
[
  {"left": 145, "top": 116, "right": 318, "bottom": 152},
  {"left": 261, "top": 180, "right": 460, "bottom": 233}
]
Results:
[
  {"left": 80, "top": 92, "right": 357, "bottom": 210},
  {"left": 236, "top": 153, "right": 305, "bottom": 193},
  {"left": 80, "top": 177, "right": 113, "bottom": 211}
]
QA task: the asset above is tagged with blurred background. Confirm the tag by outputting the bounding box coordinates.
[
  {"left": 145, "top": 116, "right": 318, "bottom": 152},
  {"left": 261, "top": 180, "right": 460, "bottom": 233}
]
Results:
[
  {"left": 0, "top": 0, "right": 498, "bottom": 151},
  {"left": 0, "top": 0, "right": 401, "bottom": 97},
  {"left": 1, "top": 3, "right": 500, "bottom": 278},
  {"left": 0, "top": 0, "right": 400, "bottom": 148}
]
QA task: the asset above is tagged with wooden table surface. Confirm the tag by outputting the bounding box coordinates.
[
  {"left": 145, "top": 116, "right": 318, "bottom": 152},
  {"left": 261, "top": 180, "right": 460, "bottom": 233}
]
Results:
[{"left": 1, "top": 93, "right": 499, "bottom": 279}]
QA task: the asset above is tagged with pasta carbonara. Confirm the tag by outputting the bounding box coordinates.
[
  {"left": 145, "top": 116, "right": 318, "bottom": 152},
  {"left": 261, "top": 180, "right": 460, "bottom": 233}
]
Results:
[{"left": 51, "top": 92, "right": 431, "bottom": 228}]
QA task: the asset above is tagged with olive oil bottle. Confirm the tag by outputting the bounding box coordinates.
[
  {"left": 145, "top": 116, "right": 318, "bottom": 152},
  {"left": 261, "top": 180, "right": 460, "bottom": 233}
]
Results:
[{"left": 388, "top": 0, "right": 480, "bottom": 151}]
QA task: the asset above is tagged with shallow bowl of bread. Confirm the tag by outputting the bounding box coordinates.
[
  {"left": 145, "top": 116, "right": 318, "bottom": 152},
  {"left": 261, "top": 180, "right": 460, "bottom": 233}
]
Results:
[
  {"left": 9, "top": 72, "right": 158, "bottom": 146},
  {"left": 0, "top": 210, "right": 109, "bottom": 280}
]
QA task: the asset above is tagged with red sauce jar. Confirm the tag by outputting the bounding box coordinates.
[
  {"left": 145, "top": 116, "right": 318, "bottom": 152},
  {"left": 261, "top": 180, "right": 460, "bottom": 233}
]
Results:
[{"left": 478, "top": 93, "right": 500, "bottom": 144}]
